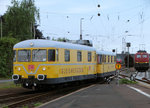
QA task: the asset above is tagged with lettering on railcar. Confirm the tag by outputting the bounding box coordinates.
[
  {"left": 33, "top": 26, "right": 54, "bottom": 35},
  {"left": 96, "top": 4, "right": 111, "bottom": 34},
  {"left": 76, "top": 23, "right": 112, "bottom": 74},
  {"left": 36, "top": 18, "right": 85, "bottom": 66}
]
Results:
[{"left": 60, "top": 68, "right": 84, "bottom": 74}]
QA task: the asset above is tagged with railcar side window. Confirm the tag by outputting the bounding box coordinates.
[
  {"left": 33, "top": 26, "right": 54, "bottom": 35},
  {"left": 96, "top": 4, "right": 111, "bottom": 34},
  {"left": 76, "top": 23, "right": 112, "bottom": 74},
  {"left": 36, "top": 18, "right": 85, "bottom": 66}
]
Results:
[
  {"left": 108, "top": 56, "right": 109, "bottom": 63},
  {"left": 95, "top": 53, "right": 96, "bottom": 61},
  {"left": 56, "top": 49, "right": 59, "bottom": 61},
  {"left": 65, "top": 50, "right": 70, "bottom": 62},
  {"left": 32, "top": 49, "right": 47, "bottom": 62},
  {"left": 137, "top": 55, "right": 141, "bottom": 58},
  {"left": 102, "top": 55, "right": 104, "bottom": 62},
  {"left": 114, "top": 56, "right": 116, "bottom": 62},
  {"left": 13, "top": 50, "right": 16, "bottom": 62},
  {"left": 18, "top": 50, "right": 31, "bottom": 62},
  {"left": 48, "top": 49, "right": 55, "bottom": 61},
  {"left": 105, "top": 55, "right": 106, "bottom": 63},
  {"left": 111, "top": 56, "right": 113, "bottom": 63},
  {"left": 88, "top": 52, "right": 92, "bottom": 62},
  {"left": 77, "top": 51, "right": 82, "bottom": 62},
  {"left": 143, "top": 55, "right": 147, "bottom": 58},
  {"left": 97, "top": 55, "right": 102, "bottom": 64}
]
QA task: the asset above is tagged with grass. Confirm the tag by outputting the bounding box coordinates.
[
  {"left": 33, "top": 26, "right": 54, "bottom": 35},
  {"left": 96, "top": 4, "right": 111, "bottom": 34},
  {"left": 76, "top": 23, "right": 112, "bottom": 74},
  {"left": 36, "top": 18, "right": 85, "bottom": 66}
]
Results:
[
  {"left": 0, "top": 76, "right": 12, "bottom": 80},
  {"left": 22, "top": 105, "right": 28, "bottom": 108},
  {"left": 3, "top": 106, "right": 8, "bottom": 108},
  {"left": 0, "top": 78, "right": 10, "bottom": 80},
  {"left": 119, "top": 78, "right": 137, "bottom": 84},
  {"left": 0, "top": 82, "right": 21, "bottom": 89},
  {"left": 34, "top": 102, "right": 42, "bottom": 107}
]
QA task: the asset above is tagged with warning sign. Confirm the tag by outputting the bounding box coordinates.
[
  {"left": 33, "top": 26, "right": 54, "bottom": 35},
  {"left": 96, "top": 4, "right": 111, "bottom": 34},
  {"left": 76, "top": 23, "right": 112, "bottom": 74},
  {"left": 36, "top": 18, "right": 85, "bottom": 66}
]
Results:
[{"left": 115, "top": 63, "right": 121, "bottom": 70}]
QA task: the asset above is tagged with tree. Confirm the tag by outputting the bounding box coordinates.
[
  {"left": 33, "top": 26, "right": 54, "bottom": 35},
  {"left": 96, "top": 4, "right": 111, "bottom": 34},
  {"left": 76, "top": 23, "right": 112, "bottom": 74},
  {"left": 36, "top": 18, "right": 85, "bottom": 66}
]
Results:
[
  {"left": 3, "top": 0, "right": 40, "bottom": 40},
  {"left": 34, "top": 24, "right": 44, "bottom": 39},
  {"left": 0, "top": 37, "right": 19, "bottom": 77}
]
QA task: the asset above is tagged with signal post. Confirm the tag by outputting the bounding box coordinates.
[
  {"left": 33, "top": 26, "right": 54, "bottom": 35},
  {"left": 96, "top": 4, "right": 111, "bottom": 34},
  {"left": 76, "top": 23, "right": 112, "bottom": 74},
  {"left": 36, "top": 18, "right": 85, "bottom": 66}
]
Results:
[{"left": 115, "top": 63, "right": 122, "bottom": 85}]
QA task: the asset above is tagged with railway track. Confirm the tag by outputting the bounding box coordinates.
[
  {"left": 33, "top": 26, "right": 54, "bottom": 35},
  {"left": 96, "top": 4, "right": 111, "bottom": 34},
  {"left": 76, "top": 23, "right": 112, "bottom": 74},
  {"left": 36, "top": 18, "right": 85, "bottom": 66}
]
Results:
[
  {"left": 119, "top": 67, "right": 150, "bottom": 84},
  {"left": 0, "top": 91, "right": 35, "bottom": 100},
  {"left": 0, "top": 81, "right": 97, "bottom": 108},
  {"left": 119, "top": 73, "right": 150, "bottom": 84}
]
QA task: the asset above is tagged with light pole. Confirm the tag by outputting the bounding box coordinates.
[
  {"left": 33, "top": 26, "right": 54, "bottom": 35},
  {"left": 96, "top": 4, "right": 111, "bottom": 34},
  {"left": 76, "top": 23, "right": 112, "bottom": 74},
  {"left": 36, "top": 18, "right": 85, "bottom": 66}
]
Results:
[
  {"left": 0, "top": 15, "right": 2, "bottom": 39},
  {"left": 80, "top": 18, "right": 84, "bottom": 40}
]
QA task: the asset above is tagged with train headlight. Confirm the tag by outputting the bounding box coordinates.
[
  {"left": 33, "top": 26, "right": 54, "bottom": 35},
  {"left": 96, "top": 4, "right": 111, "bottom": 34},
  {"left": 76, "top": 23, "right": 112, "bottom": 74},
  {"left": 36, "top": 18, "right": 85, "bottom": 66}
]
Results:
[
  {"left": 18, "top": 67, "right": 21, "bottom": 71},
  {"left": 42, "top": 67, "right": 46, "bottom": 71}
]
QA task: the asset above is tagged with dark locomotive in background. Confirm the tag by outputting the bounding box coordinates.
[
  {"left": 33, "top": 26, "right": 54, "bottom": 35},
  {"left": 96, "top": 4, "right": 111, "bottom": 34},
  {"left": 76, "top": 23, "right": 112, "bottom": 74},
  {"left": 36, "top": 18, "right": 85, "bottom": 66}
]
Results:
[
  {"left": 134, "top": 50, "right": 149, "bottom": 72},
  {"left": 117, "top": 50, "right": 150, "bottom": 72}
]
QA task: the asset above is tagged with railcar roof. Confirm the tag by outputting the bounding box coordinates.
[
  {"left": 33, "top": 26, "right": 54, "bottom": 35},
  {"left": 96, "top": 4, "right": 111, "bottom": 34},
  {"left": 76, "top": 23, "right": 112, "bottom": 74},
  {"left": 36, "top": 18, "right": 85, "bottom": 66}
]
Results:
[
  {"left": 14, "top": 39, "right": 96, "bottom": 51},
  {"left": 96, "top": 50, "right": 116, "bottom": 56}
]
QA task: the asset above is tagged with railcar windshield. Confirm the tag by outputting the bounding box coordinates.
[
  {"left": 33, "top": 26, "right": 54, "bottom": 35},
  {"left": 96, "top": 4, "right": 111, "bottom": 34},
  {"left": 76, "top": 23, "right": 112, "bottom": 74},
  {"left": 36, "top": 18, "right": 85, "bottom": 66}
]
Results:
[
  {"left": 142, "top": 55, "right": 147, "bottom": 58},
  {"left": 32, "top": 49, "right": 47, "bottom": 62},
  {"left": 18, "top": 50, "right": 31, "bottom": 62},
  {"left": 136, "top": 55, "right": 141, "bottom": 58}
]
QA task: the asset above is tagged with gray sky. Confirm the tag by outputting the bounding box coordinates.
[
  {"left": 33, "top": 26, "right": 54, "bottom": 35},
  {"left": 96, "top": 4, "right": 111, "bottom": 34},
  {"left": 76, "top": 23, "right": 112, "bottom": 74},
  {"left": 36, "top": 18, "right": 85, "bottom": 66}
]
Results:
[{"left": 1, "top": 0, "right": 150, "bottom": 53}]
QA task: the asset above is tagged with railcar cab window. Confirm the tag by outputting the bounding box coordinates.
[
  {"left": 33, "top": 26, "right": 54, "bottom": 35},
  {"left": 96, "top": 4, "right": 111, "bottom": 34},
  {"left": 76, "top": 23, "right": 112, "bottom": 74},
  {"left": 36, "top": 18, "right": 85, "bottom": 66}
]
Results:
[
  {"left": 18, "top": 50, "right": 31, "bottom": 62},
  {"left": 77, "top": 51, "right": 82, "bottom": 62},
  {"left": 137, "top": 55, "right": 141, "bottom": 58},
  {"left": 143, "top": 55, "right": 147, "bottom": 58},
  {"left": 88, "top": 52, "right": 92, "bottom": 62},
  {"left": 65, "top": 50, "right": 70, "bottom": 62},
  {"left": 48, "top": 49, "right": 55, "bottom": 61},
  {"left": 13, "top": 50, "right": 16, "bottom": 62},
  {"left": 32, "top": 49, "right": 47, "bottom": 62},
  {"left": 48, "top": 49, "right": 58, "bottom": 61}
]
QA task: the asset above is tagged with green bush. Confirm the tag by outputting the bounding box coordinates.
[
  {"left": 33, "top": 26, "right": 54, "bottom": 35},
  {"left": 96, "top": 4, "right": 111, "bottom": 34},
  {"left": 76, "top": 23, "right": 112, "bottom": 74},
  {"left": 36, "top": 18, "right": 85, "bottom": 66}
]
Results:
[
  {"left": 0, "top": 37, "right": 19, "bottom": 78},
  {"left": 119, "top": 78, "right": 137, "bottom": 84}
]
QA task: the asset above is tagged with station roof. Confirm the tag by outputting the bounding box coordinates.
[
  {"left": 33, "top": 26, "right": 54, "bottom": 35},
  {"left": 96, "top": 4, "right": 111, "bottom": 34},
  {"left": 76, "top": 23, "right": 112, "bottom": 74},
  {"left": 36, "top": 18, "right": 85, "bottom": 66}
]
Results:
[{"left": 14, "top": 39, "right": 96, "bottom": 51}]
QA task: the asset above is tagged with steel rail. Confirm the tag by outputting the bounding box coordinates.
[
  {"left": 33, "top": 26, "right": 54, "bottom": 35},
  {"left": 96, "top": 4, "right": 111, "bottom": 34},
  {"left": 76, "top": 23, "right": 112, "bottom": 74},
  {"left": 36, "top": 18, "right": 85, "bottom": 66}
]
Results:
[
  {"left": 0, "top": 92, "right": 43, "bottom": 104},
  {"left": 0, "top": 91, "right": 34, "bottom": 100}
]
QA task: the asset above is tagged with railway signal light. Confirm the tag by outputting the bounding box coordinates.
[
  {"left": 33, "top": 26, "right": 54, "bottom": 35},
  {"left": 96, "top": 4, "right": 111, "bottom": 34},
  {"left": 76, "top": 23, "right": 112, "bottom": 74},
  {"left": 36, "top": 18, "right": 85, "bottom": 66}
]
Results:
[
  {"left": 112, "top": 49, "right": 115, "bottom": 52},
  {"left": 98, "top": 13, "right": 100, "bottom": 16},
  {"left": 126, "top": 43, "right": 131, "bottom": 47}
]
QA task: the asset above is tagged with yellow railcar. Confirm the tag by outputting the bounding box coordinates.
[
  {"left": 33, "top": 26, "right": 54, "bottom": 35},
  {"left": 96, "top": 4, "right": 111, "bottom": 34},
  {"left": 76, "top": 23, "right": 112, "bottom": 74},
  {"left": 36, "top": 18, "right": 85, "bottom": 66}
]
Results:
[
  {"left": 12, "top": 39, "right": 116, "bottom": 89},
  {"left": 12, "top": 39, "right": 97, "bottom": 89}
]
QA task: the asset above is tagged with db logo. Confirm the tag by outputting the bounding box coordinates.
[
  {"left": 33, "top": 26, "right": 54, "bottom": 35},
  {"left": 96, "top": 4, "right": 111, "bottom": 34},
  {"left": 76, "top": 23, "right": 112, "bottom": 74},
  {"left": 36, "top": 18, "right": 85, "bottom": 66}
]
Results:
[{"left": 28, "top": 65, "right": 34, "bottom": 70}]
